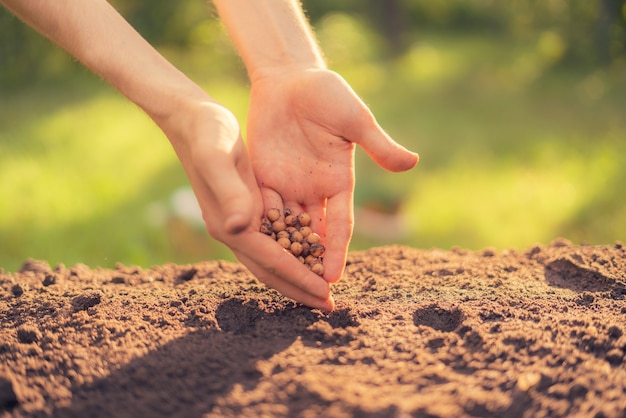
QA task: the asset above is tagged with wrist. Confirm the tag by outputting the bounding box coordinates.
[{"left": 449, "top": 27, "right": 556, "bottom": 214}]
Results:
[
  {"left": 135, "top": 79, "right": 210, "bottom": 127},
  {"left": 150, "top": 91, "right": 238, "bottom": 150},
  {"left": 249, "top": 61, "right": 326, "bottom": 85},
  {"left": 213, "top": 0, "right": 326, "bottom": 84}
]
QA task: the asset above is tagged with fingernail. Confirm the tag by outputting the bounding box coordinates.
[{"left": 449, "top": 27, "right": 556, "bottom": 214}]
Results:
[
  {"left": 226, "top": 213, "right": 249, "bottom": 234},
  {"left": 326, "top": 295, "right": 336, "bottom": 312}
]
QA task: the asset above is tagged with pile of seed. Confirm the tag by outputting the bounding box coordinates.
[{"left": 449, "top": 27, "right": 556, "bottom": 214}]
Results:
[{"left": 260, "top": 208, "right": 325, "bottom": 276}]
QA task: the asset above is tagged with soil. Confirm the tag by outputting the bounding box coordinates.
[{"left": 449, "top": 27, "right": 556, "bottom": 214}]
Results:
[{"left": 1, "top": 239, "right": 625, "bottom": 418}]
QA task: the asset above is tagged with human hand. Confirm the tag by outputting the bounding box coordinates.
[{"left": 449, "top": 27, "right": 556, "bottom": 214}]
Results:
[
  {"left": 247, "top": 68, "right": 419, "bottom": 283},
  {"left": 159, "top": 99, "right": 334, "bottom": 311},
  {"left": 0, "top": 0, "right": 335, "bottom": 310}
]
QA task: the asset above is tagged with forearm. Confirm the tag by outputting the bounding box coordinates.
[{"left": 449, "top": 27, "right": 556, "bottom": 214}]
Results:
[
  {"left": 1, "top": 0, "right": 207, "bottom": 123},
  {"left": 212, "top": 0, "right": 326, "bottom": 81}
]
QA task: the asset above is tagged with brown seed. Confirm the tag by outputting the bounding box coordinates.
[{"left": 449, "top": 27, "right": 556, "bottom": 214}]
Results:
[
  {"left": 272, "top": 220, "right": 286, "bottom": 233},
  {"left": 277, "top": 237, "right": 291, "bottom": 249},
  {"left": 300, "top": 241, "right": 311, "bottom": 257},
  {"left": 297, "top": 212, "right": 311, "bottom": 226},
  {"left": 260, "top": 222, "right": 273, "bottom": 235},
  {"left": 290, "top": 230, "right": 304, "bottom": 243},
  {"left": 305, "top": 255, "right": 317, "bottom": 264},
  {"left": 267, "top": 208, "right": 281, "bottom": 222},
  {"left": 309, "top": 243, "right": 325, "bottom": 258},
  {"left": 310, "top": 262, "right": 324, "bottom": 276},
  {"left": 286, "top": 226, "right": 297, "bottom": 234},
  {"left": 290, "top": 241, "right": 304, "bottom": 256},
  {"left": 276, "top": 230, "right": 290, "bottom": 240},
  {"left": 297, "top": 256, "right": 306, "bottom": 264},
  {"left": 307, "top": 232, "right": 321, "bottom": 244},
  {"left": 284, "top": 214, "right": 297, "bottom": 226},
  {"left": 299, "top": 226, "right": 312, "bottom": 238}
]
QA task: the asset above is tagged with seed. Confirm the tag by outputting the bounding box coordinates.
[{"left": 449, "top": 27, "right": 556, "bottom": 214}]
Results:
[
  {"left": 290, "top": 241, "right": 304, "bottom": 256},
  {"left": 310, "top": 262, "right": 324, "bottom": 276},
  {"left": 267, "top": 208, "right": 281, "bottom": 222},
  {"left": 306, "top": 232, "right": 321, "bottom": 244},
  {"left": 285, "top": 214, "right": 297, "bottom": 226},
  {"left": 290, "top": 230, "right": 304, "bottom": 243},
  {"left": 276, "top": 230, "right": 290, "bottom": 240},
  {"left": 297, "top": 212, "right": 311, "bottom": 226},
  {"left": 260, "top": 222, "right": 273, "bottom": 235},
  {"left": 300, "top": 241, "right": 311, "bottom": 257},
  {"left": 272, "top": 220, "right": 286, "bottom": 233},
  {"left": 259, "top": 210, "right": 325, "bottom": 269},
  {"left": 277, "top": 237, "right": 291, "bottom": 249},
  {"left": 309, "top": 243, "right": 325, "bottom": 258}
]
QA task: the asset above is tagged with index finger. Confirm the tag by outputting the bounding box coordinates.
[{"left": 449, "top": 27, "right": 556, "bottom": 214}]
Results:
[
  {"left": 322, "top": 190, "right": 354, "bottom": 283},
  {"left": 230, "top": 232, "right": 335, "bottom": 310}
]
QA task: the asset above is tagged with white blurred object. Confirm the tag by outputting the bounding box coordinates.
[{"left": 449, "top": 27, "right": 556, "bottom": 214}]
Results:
[
  {"left": 170, "top": 187, "right": 204, "bottom": 228},
  {"left": 148, "top": 187, "right": 410, "bottom": 242},
  {"left": 354, "top": 205, "right": 409, "bottom": 241}
]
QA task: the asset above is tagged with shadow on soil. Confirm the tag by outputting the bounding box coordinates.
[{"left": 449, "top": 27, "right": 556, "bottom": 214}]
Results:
[
  {"left": 544, "top": 257, "right": 626, "bottom": 298},
  {"left": 47, "top": 298, "right": 358, "bottom": 418}
]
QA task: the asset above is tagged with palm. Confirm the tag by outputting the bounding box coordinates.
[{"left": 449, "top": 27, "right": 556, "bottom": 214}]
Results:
[{"left": 247, "top": 70, "right": 360, "bottom": 281}]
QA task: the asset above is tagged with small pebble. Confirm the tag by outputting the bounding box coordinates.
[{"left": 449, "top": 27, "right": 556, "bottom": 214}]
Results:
[
  {"left": 42, "top": 274, "right": 57, "bottom": 287},
  {"left": 11, "top": 284, "right": 23, "bottom": 298}
]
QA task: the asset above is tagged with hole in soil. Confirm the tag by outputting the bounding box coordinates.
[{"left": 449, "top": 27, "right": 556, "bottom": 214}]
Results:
[
  {"left": 215, "top": 298, "right": 263, "bottom": 334},
  {"left": 324, "top": 308, "right": 360, "bottom": 328},
  {"left": 544, "top": 257, "right": 615, "bottom": 293},
  {"left": 215, "top": 299, "right": 360, "bottom": 336},
  {"left": 413, "top": 304, "right": 463, "bottom": 332}
]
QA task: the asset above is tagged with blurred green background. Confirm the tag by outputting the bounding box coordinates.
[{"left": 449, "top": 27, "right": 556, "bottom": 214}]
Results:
[{"left": 1, "top": 0, "right": 625, "bottom": 272}]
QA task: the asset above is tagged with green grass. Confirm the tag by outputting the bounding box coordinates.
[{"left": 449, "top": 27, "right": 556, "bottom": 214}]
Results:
[
  {"left": 1, "top": 25, "right": 625, "bottom": 272},
  {"left": 340, "top": 27, "right": 626, "bottom": 252},
  {"left": 0, "top": 77, "right": 249, "bottom": 272}
]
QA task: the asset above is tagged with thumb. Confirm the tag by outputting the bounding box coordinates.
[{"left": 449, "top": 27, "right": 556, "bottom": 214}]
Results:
[
  {"left": 201, "top": 153, "right": 256, "bottom": 235},
  {"left": 350, "top": 113, "right": 419, "bottom": 172}
]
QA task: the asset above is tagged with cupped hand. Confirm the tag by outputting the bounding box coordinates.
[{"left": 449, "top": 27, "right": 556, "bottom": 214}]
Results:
[
  {"left": 157, "top": 99, "right": 335, "bottom": 311},
  {"left": 247, "top": 68, "right": 419, "bottom": 283}
]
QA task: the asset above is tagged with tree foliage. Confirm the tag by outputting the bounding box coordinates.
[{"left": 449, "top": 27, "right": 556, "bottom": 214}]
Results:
[{"left": 1, "top": 0, "right": 624, "bottom": 88}]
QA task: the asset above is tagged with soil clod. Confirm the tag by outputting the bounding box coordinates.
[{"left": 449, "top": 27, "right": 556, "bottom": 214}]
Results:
[
  {"left": 0, "top": 377, "right": 19, "bottom": 411},
  {"left": 70, "top": 291, "right": 102, "bottom": 312}
]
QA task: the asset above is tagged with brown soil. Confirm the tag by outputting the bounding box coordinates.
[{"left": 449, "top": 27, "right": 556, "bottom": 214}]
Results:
[{"left": 1, "top": 239, "right": 625, "bottom": 418}]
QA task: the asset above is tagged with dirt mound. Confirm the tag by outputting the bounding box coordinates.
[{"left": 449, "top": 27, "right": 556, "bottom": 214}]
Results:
[{"left": 1, "top": 240, "right": 625, "bottom": 417}]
